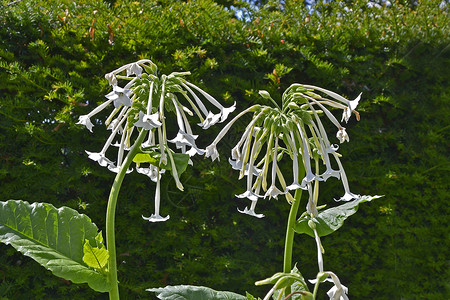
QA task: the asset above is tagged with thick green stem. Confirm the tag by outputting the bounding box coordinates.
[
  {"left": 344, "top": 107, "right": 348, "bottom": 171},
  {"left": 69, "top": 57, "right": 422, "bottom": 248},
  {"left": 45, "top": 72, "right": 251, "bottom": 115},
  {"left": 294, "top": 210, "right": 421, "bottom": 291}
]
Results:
[
  {"left": 106, "top": 129, "right": 147, "bottom": 300},
  {"left": 283, "top": 189, "right": 303, "bottom": 296}
]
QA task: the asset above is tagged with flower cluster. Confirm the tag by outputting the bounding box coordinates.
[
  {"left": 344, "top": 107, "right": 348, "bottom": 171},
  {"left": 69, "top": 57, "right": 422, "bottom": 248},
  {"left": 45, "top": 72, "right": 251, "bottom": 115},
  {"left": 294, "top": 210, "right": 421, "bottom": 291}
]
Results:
[
  {"left": 205, "top": 84, "right": 361, "bottom": 218},
  {"left": 77, "top": 59, "right": 235, "bottom": 222}
]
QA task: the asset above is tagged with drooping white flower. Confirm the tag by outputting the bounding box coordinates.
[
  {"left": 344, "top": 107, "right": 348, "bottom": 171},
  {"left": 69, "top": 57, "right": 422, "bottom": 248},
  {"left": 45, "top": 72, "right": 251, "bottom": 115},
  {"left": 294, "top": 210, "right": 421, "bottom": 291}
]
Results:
[
  {"left": 77, "top": 115, "right": 94, "bottom": 132},
  {"left": 126, "top": 62, "right": 143, "bottom": 77},
  {"left": 205, "top": 144, "right": 220, "bottom": 161},
  {"left": 264, "top": 137, "right": 286, "bottom": 199},
  {"left": 332, "top": 153, "right": 360, "bottom": 201},
  {"left": 238, "top": 199, "right": 265, "bottom": 218},
  {"left": 342, "top": 93, "right": 361, "bottom": 123},
  {"left": 142, "top": 167, "right": 170, "bottom": 222},
  {"left": 184, "top": 81, "right": 236, "bottom": 123},
  {"left": 169, "top": 130, "right": 205, "bottom": 156},
  {"left": 105, "top": 85, "right": 132, "bottom": 108},
  {"left": 136, "top": 164, "right": 165, "bottom": 182},
  {"left": 134, "top": 111, "right": 162, "bottom": 130},
  {"left": 326, "top": 272, "right": 349, "bottom": 300},
  {"left": 105, "top": 72, "right": 117, "bottom": 86},
  {"left": 336, "top": 128, "right": 349, "bottom": 143},
  {"left": 198, "top": 111, "right": 221, "bottom": 130},
  {"left": 85, "top": 151, "right": 115, "bottom": 167}
]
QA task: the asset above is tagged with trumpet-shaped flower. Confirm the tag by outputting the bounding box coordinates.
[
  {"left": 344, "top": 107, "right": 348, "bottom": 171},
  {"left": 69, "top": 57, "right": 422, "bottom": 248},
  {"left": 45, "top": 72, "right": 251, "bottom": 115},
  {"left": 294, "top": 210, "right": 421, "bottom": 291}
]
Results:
[
  {"left": 326, "top": 272, "right": 349, "bottom": 300},
  {"left": 169, "top": 130, "right": 205, "bottom": 156},
  {"left": 205, "top": 144, "right": 220, "bottom": 161},
  {"left": 134, "top": 111, "right": 162, "bottom": 130},
  {"left": 238, "top": 200, "right": 265, "bottom": 218},
  {"left": 105, "top": 85, "right": 132, "bottom": 108},
  {"left": 341, "top": 93, "right": 361, "bottom": 123},
  {"left": 198, "top": 111, "right": 221, "bottom": 130},
  {"left": 77, "top": 115, "right": 94, "bottom": 133},
  {"left": 126, "top": 62, "right": 143, "bottom": 77},
  {"left": 85, "top": 150, "right": 114, "bottom": 167},
  {"left": 105, "top": 72, "right": 117, "bottom": 86},
  {"left": 136, "top": 165, "right": 165, "bottom": 182},
  {"left": 336, "top": 128, "right": 349, "bottom": 143},
  {"left": 142, "top": 167, "right": 170, "bottom": 222}
]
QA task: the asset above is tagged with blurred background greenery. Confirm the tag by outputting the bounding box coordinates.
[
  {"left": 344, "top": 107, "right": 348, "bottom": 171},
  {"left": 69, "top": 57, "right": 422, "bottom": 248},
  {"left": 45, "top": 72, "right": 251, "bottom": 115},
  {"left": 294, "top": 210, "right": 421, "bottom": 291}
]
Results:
[{"left": 0, "top": 0, "right": 448, "bottom": 299}]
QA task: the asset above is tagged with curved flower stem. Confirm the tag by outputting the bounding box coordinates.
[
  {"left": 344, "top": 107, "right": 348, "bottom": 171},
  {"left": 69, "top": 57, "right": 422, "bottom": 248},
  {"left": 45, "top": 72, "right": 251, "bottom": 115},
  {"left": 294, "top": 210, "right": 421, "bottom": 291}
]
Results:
[
  {"left": 283, "top": 187, "right": 304, "bottom": 297},
  {"left": 106, "top": 129, "right": 147, "bottom": 300}
]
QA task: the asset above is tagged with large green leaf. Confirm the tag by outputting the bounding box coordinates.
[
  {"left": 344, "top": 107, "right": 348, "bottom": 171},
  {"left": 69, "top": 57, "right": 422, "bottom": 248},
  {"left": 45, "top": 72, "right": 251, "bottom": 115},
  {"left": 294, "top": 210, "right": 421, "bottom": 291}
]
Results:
[
  {"left": 295, "top": 195, "right": 382, "bottom": 237},
  {"left": 148, "top": 285, "right": 246, "bottom": 300},
  {"left": 0, "top": 200, "right": 110, "bottom": 292}
]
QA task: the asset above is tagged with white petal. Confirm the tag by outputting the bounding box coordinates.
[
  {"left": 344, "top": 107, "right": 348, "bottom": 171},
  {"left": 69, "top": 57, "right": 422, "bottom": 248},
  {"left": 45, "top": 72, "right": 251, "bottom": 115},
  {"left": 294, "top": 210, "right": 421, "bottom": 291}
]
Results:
[
  {"left": 237, "top": 206, "right": 265, "bottom": 218},
  {"left": 336, "top": 128, "right": 349, "bottom": 143},
  {"left": 142, "top": 214, "right": 170, "bottom": 222},
  {"left": 126, "top": 63, "right": 143, "bottom": 77},
  {"left": 220, "top": 102, "right": 236, "bottom": 122},
  {"left": 205, "top": 144, "right": 220, "bottom": 161},
  {"left": 235, "top": 190, "right": 262, "bottom": 201},
  {"left": 77, "top": 115, "right": 94, "bottom": 132}
]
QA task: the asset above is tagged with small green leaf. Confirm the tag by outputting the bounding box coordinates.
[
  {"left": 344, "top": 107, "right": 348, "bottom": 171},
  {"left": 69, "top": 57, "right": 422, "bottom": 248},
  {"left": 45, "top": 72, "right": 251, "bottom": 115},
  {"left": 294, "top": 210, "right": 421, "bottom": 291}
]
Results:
[
  {"left": 133, "top": 149, "right": 190, "bottom": 176},
  {"left": 148, "top": 285, "right": 246, "bottom": 300},
  {"left": 0, "top": 200, "right": 110, "bottom": 292},
  {"left": 295, "top": 195, "right": 382, "bottom": 237},
  {"left": 83, "top": 237, "right": 109, "bottom": 271}
]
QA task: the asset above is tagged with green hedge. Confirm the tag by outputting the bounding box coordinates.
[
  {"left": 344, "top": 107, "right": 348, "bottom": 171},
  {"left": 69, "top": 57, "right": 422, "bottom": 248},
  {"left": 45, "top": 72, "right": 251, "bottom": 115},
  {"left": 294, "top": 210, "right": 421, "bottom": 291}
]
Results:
[{"left": 0, "top": 0, "right": 448, "bottom": 299}]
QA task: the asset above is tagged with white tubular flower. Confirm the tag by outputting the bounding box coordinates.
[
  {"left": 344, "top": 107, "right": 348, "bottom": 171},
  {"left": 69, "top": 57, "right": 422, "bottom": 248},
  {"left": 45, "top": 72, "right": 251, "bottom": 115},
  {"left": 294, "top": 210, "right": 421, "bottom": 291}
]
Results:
[
  {"left": 199, "top": 111, "right": 221, "bottom": 130},
  {"left": 286, "top": 131, "right": 305, "bottom": 191},
  {"left": 205, "top": 144, "right": 220, "bottom": 161},
  {"left": 136, "top": 164, "right": 165, "bottom": 182},
  {"left": 126, "top": 62, "right": 143, "bottom": 77},
  {"left": 105, "top": 85, "right": 132, "bottom": 108},
  {"left": 264, "top": 137, "right": 285, "bottom": 199},
  {"left": 342, "top": 93, "right": 361, "bottom": 123},
  {"left": 85, "top": 151, "right": 115, "bottom": 167},
  {"left": 168, "top": 97, "right": 205, "bottom": 156},
  {"left": 297, "top": 123, "right": 323, "bottom": 184},
  {"left": 77, "top": 115, "right": 94, "bottom": 132},
  {"left": 77, "top": 98, "right": 115, "bottom": 132},
  {"left": 228, "top": 158, "right": 261, "bottom": 176},
  {"left": 134, "top": 111, "right": 162, "bottom": 130},
  {"left": 142, "top": 167, "right": 170, "bottom": 222},
  {"left": 332, "top": 153, "right": 360, "bottom": 201},
  {"left": 84, "top": 113, "right": 127, "bottom": 167},
  {"left": 105, "top": 72, "right": 117, "bottom": 86},
  {"left": 336, "top": 128, "right": 349, "bottom": 143},
  {"left": 205, "top": 106, "right": 260, "bottom": 162},
  {"left": 238, "top": 199, "right": 265, "bottom": 218},
  {"left": 184, "top": 81, "right": 236, "bottom": 123},
  {"left": 326, "top": 272, "right": 349, "bottom": 300},
  {"left": 169, "top": 130, "right": 205, "bottom": 156},
  {"left": 236, "top": 139, "right": 262, "bottom": 201}
]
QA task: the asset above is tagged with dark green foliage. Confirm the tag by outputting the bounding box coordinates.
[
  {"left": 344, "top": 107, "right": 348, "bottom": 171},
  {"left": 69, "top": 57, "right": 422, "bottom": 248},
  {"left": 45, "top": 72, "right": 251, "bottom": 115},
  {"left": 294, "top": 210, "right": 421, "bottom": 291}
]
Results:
[{"left": 0, "top": 0, "right": 448, "bottom": 299}]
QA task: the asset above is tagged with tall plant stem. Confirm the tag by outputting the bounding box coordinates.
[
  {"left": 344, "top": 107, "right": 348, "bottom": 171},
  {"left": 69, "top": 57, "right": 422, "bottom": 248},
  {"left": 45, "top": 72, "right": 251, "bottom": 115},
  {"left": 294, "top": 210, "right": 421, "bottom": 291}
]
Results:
[
  {"left": 283, "top": 188, "right": 303, "bottom": 296},
  {"left": 106, "top": 129, "right": 147, "bottom": 300}
]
